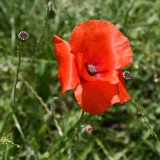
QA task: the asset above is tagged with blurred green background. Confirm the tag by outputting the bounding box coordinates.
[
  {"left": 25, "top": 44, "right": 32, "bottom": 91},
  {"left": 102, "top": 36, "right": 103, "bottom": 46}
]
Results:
[{"left": 0, "top": 0, "right": 160, "bottom": 159}]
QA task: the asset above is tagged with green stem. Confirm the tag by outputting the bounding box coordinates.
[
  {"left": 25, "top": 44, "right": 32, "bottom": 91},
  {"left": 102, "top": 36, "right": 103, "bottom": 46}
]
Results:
[
  {"left": 25, "top": 3, "right": 50, "bottom": 77},
  {"left": 0, "top": 41, "right": 23, "bottom": 137},
  {"left": 22, "top": 78, "right": 50, "bottom": 113},
  {"left": 122, "top": 0, "right": 136, "bottom": 33},
  {"left": 12, "top": 41, "right": 23, "bottom": 108},
  {"left": 76, "top": 111, "right": 85, "bottom": 144},
  {"left": 69, "top": 110, "right": 85, "bottom": 160},
  {"left": 131, "top": 99, "right": 160, "bottom": 144}
]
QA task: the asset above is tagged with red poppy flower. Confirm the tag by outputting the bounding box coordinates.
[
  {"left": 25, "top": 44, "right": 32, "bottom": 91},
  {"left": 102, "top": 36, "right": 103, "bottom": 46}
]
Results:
[{"left": 53, "top": 20, "right": 132, "bottom": 114}]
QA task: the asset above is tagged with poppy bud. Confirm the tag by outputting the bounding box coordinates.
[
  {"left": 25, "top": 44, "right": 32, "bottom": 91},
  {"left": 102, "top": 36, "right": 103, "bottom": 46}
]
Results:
[
  {"left": 47, "top": 1, "right": 56, "bottom": 19},
  {"left": 81, "top": 125, "right": 93, "bottom": 138},
  {"left": 123, "top": 71, "right": 132, "bottom": 80},
  {"left": 18, "top": 31, "right": 29, "bottom": 41},
  {"left": 85, "top": 125, "right": 93, "bottom": 133}
]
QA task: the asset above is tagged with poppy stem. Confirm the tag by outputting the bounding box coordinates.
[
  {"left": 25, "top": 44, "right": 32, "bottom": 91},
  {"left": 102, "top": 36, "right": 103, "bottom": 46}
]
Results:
[
  {"left": 131, "top": 99, "right": 160, "bottom": 144},
  {"left": 12, "top": 41, "right": 23, "bottom": 109},
  {"left": 24, "top": 1, "right": 55, "bottom": 79},
  {"left": 69, "top": 110, "right": 85, "bottom": 160},
  {"left": 76, "top": 110, "right": 85, "bottom": 143}
]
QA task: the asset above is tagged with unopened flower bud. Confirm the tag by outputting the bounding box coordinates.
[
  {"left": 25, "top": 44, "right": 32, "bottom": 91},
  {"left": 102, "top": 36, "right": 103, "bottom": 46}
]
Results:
[
  {"left": 81, "top": 125, "right": 93, "bottom": 138},
  {"left": 47, "top": 1, "right": 56, "bottom": 19},
  {"left": 85, "top": 125, "right": 93, "bottom": 133},
  {"left": 123, "top": 71, "right": 132, "bottom": 80},
  {"left": 18, "top": 31, "right": 29, "bottom": 41}
]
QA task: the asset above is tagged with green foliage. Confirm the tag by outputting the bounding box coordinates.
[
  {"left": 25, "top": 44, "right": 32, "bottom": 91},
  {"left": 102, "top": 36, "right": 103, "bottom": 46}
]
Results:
[{"left": 0, "top": 0, "right": 160, "bottom": 159}]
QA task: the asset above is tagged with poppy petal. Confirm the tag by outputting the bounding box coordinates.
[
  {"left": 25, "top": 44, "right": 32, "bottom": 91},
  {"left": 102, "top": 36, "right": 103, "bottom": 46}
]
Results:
[
  {"left": 70, "top": 20, "right": 132, "bottom": 71},
  {"left": 54, "top": 35, "right": 80, "bottom": 94},
  {"left": 74, "top": 80, "right": 120, "bottom": 114},
  {"left": 117, "top": 69, "right": 131, "bottom": 103},
  {"left": 109, "top": 23, "right": 132, "bottom": 69},
  {"left": 98, "top": 70, "right": 119, "bottom": 83}
]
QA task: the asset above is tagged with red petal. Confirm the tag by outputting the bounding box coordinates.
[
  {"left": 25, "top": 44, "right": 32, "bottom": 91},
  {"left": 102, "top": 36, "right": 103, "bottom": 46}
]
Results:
[
  {"left": 117, "top": 69, "right": 131, "bottom": 103},
  {"left": 74, "top": 80, "right": 120, "bottom": 114},
  {"left": 53, "top": 35, "right": 80, "bottom": 94},
  {"left": 70, "top": 20, "right": 132, "bottom": 71},
  {"left": 74, "top": 70, "right": 130, "bottom": 114},
  {"left": 109, "top": 24, "right": 132, "bottom": 69},
  {"left": 98, "top": 70, "right": 119, "bottom": 83}
]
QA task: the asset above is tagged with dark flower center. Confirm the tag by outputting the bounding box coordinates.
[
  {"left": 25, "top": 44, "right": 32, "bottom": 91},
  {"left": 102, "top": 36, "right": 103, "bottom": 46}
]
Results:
[{"left": 85, "top": 62, "right": 98, "bottom": 76}]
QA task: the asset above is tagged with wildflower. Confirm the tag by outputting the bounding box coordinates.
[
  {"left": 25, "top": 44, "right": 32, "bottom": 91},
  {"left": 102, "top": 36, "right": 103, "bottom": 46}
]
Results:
[
  {"left": 18, "top": 31, "right": 29, "bottom": 41},
  {"left": 53, "top": 20, "right": 132, "bottom": 114}
]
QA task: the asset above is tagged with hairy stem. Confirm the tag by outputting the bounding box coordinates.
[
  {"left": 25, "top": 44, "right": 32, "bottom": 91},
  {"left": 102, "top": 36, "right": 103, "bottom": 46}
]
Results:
[
  {"left": 25, "top": 2, "right": 51, "bottom": 77},
  {"left": 69, "top": 110, "right": 85, "bottom": 160},
  {"left": 131, "top": 99, "right": 160, "bottom": 144},
  {"left": 12, "top": 41, "right": 23, "bottom": 108}
]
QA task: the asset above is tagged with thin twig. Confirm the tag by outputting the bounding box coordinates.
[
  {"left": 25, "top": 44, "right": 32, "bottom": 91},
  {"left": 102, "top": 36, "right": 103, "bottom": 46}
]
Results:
[
  {"left": 95, "top": 137, "right": 114, "bottom": 160},
  {"left": 21, "top": 77, "right": 50, "bottom": 113},
  {"left": 50, "top": 99, "right": 63, "bottom": 136},
  {"left": 25, "top": 2, "right": 50, "bottom": 78},
  {"left": 131, "top": 99, "right": 160, "bottom": 144},
  {"left": 54, "top": 119, "right": 63, "bottom": 136},
  {"left": 69, "top": 110, "right": 85, "bottom": 160}
]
